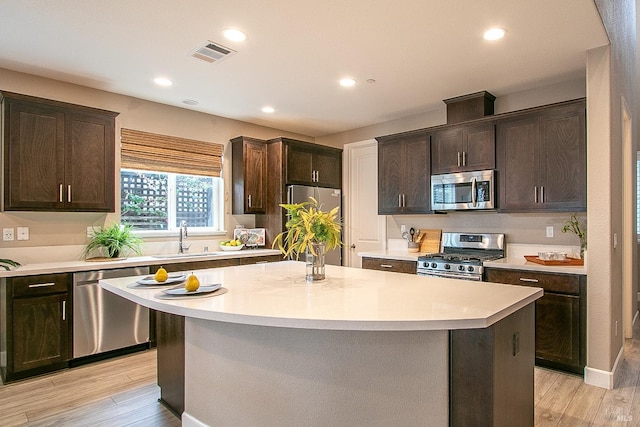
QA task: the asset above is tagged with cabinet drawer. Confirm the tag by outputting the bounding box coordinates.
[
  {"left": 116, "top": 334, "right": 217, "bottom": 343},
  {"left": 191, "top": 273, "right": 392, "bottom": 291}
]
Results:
[
  {"left": 362, "top": 257, "right": 416, "bottom": 274},
  {"left": 484, "top": 268, "right": 579, "bottom": 295},
  {"left": 11, "top": 273, "right": 70, "bottom": 297}
]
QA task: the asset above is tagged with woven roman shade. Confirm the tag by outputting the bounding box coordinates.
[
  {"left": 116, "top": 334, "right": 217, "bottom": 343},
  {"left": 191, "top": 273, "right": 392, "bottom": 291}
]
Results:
[{"left": 120, "top": 128, "right": 223, "bottom": 177}]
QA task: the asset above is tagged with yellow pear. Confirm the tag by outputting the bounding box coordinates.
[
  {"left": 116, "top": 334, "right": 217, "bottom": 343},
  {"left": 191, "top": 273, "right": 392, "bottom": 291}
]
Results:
[
  {"left": 154, "top": 266, "right": 168, "bottom": 282},
  {"left": 185, "top": 273, "right": 200, "bottom": 292}
]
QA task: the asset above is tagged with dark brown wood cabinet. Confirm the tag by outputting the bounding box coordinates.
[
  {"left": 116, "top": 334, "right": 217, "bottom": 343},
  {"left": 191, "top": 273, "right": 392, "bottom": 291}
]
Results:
[
  {"left": 362, "top": 257, "right": 416, "bottom": 274},
  {"left": 496, "top": 99, "right": 586, "bottom": 212},
  {"left": 231, "top": 136, "right": 267, "bottom": 214},
  {"left": 377, "top": 134, "right": 430, "bottom": 214},
  {"left": 2, "top": 92, "right": 118, "bottom": 212},
  {"left": 484, "top": 267, "right": 586, "bottom": 374},
  {"left": 1, "top": 273, "right": 72, "bottom": 382},
  {"left": 285, "top": 139, "right": 342, "bottom": 188},
  {"left": 431, "top": 123, "right": 495, "bottom": 174}
]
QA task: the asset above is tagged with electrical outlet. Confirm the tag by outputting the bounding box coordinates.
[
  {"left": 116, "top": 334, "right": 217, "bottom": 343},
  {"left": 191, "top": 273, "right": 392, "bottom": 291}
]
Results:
[
  {"left": 401, "top": 225, "right": 406, "bottom": 233},
  {"left": 87, "top": 226, "right": 95, "bottom": 238},
  {"left": 16, "top": 226, "right": 29, "bottom": 241},
  {"left": 3, "top": 228, "right": 14, "bottom": 241},
  {"left": 546, "top": 226, "right": 554, "bottom": 238},
  {"left": 614, "top": 233, "right": 618, "bottom": 249}
]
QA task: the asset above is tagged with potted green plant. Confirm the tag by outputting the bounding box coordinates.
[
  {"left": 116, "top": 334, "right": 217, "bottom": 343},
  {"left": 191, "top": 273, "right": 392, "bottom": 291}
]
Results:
[
  {"left": 561, "top": 213, "right": 587, "bottom": 259},
  {"left": 273, "top": 197, "right": 342, "bottom": 281},
  {"left": 83, "top": 223, "right": 143, "bottom": 259},
  {"left": 0, "top": 258, "right": 20, "bottom": 271}
]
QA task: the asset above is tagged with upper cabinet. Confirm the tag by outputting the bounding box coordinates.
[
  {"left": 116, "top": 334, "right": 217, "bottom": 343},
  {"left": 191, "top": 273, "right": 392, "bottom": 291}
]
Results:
[
  {"left": 2, "top": 92, "right": 118, "bottom": 212},
  {"left": 377, "top": 134, "right": 430, "bottom": 215},
  {"left": 496, "top": 99, "right": 586, "bottom": 212},
  {"left": 231, "top": 136, "right": 267, "bottom": 214},
  {"left": 431, "top": 123, "right": 495, "bottom": 174},
  {"left": 285, "top": 139, "right": 342, "bottom": 188}
]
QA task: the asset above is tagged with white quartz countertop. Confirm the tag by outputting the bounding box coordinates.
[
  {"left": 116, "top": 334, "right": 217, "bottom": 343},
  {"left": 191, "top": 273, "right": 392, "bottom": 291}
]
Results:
[
  {"left": 357, "top": 250, "right": 424, "bottom": 262},
  {"left": 484, "top": 257, "right": 587, "bottom": 275},
  {"left": 359, "top": 248, "right": 587, "bottom": 276},
  {"left": 0, "top": 249, "right": 282, "bottom": 278},
  {"left": 99, "top": 260, "right": 542, "bottom": 331}
]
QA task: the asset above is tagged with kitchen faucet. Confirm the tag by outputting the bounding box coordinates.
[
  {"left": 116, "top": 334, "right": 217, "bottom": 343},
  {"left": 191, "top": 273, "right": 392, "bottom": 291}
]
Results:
[{"left": 178, "top": 220, "right": 188, "bottom": 254}]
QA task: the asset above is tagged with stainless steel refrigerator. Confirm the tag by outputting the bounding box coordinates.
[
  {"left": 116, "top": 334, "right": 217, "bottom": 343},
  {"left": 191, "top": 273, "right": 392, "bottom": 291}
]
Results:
[{"left": 287, "top": 185, "right": 342, "bottom": 266}]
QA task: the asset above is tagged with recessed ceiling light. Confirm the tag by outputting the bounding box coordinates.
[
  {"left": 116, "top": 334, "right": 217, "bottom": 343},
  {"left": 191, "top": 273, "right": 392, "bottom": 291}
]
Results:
[
  {"left": 262, "top": 106, "right": 275, "bottom": 113},
  {"left": 153, "top": 77, "right": 173, "bottom": 87},
  {"left": 223, "top": 29, "right": 247, "bottom": 42},
  {"left": 182, "top": 99, "right": 199, "bottom": 106},
  {"left": 339, "top": 78, "right": 356, "bottom": 87},
  {"left": 483, "top": 28, "right": 506, "bottom": 41}
]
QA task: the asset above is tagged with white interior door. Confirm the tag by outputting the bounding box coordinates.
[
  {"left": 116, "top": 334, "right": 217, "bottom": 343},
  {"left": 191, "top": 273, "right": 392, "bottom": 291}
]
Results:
[{"left": 343, "top": 139, "right": 386, "bottom": 267}]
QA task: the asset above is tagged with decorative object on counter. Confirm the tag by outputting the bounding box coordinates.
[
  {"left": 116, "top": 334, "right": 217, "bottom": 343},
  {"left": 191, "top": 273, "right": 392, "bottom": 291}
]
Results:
[
  {"left": 561, "top": 213, "right": 587, "bottom": 259},
  {"left": 233, "top": 228, "right": 266, "bottom": 247},
  {"left": 0, "top": 258, "right": 20, "bottom": 270},
  {"left": 83, "top": 223, "right": 143, "bottom": 260},
  {"left": 219, "top": 239, "right": 244, "bottom": 251},
  {"left": 273, "top": 196, "right": 342, "bottom": 281},
  {"left": 524, "top": 255, "right": 584, "bottom": 266}
]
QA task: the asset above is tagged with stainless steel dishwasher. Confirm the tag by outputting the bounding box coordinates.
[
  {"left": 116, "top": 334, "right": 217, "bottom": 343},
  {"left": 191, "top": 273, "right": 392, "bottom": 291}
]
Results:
[{"left": 73, "top": 266, "right": 149, "bottom": 359}]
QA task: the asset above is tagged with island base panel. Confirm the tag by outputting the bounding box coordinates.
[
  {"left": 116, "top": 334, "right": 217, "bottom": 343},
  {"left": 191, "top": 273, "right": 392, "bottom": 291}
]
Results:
[
  {"left": 450, "top": 303, "right": 535, "bottom": 427},
  {"left": 183, "top": 319, "right": 449, "bottom": 427}
]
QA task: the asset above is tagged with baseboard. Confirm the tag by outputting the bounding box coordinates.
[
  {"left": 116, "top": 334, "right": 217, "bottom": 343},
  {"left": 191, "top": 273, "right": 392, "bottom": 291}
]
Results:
[
  {"left": 182, "top": 412, "right": 210, "bottom": 427},
  {"left": 584, "top": 345, "right": 625, "bottom": 389}
]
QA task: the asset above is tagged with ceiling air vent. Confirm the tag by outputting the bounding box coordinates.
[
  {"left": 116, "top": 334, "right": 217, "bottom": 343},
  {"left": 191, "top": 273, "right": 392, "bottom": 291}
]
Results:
[{"left": 190, "top": 41, "right": 236, "bottom": 63}]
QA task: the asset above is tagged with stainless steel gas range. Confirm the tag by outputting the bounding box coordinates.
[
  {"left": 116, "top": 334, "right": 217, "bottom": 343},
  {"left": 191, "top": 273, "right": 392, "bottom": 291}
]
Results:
[{"left": 416, "top": 232, "right": 505, "bottom": 281}]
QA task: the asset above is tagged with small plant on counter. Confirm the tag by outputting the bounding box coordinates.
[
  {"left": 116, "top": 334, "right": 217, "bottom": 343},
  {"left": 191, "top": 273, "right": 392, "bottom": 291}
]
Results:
[
  {"left": 83, "top": 223, "right": 143, "bottom": 259},
  {"left": 561, "top": 213, "right": 587, "bottom": 259},
  {"left": 0, "top": 258, "right": 20, "bottom": 271},
  {"left": 272, "top": 196, "right": 342, "bottom": 259}
]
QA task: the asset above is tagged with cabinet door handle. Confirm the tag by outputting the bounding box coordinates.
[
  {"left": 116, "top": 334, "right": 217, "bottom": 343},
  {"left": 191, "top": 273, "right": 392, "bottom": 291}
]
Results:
[
  {"left": 462, "top": 151, "right": 467, "bottom": 166},
  {"left": 519, "top": 278, "right": 539, "bottom": 283},
  {"left": 315, "top": 170, "right": 319, "bottom": 182},
  {"left": 540, "top": 186, "right": 544, "bottom": 203},
  {"left": 254, "top": 261, "right": 269, "bottom": 264},
  {"left": 380, "top": 264, "right": 393, "bottom": 268},
  {"left": 67, "top": 185, "right": 72, "bottom": 203},
  {"left": 457, "top": 152, "right": 461, "bottom": 167},
  {"left": 402, "top": 194, "right": 406, "bottom": 207},
  {"left": 62, "top": 300, "right": 66, "bottom": 321},
  {"left": 59, "top": 184, "right": 64, "bottom": 202},
  {"left": 398, "top": 194, "right": 402, "bottom": 207},
  {"left": 28, "top": 282, "right": 56, "bottom": 288},
  {"left": 534, "top": 186, "right": 538, "bottom": 203},
  {"left": 248, "top": 194, "right": 252, "bottom": 208}
]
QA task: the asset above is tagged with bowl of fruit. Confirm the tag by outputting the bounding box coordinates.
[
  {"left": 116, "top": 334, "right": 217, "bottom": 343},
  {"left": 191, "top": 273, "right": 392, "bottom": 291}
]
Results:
[{"left": 219, "top": 239, "right": 244, "bottom": 251}]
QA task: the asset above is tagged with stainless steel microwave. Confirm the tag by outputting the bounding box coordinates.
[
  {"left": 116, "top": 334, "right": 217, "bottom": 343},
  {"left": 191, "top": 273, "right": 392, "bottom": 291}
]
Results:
[{"left": 431, "top": 169, "right": 495, "bottom": 211}]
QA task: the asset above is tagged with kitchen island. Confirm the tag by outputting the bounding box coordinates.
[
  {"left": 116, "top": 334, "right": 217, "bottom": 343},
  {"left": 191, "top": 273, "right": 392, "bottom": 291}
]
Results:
[{"left": 100, "top": 260, "right": 542, "bottom": 427}]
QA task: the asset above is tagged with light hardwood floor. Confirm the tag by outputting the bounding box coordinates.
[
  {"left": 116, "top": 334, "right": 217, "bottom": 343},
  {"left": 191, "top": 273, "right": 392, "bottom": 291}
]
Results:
[{"left": 2, "top": 324, "right": 640, "bottom": 426}]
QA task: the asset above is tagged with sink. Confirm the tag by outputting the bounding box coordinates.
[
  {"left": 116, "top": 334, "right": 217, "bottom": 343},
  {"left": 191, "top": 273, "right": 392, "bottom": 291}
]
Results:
[{"left": 151, "top": 252, "right": 215, "bottom": 259}]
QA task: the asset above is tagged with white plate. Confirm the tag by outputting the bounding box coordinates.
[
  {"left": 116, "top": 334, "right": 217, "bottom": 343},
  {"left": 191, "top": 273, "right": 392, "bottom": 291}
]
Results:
[
  {"left": 137, "top": 274, "right": 186, "bottom": 286},
  {"left": 219, "top": 244, "right": 244, "bottom": 251},
  {"left": 162, "top": 283, "right": 222, "bottom": 296}
]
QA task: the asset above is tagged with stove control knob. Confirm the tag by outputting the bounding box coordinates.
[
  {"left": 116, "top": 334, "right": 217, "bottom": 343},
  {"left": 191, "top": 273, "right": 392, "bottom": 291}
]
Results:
[
  {"left": 467, "top": 266, "right": 475, "bottom": 272},
  {"left": 457, "top": 265, "right": 465, "bottom": 271},
  {"left": 444, "top": 264, "right": 451, "bottom": 270},
  {"left": 431, "top": 262, "right": 438, "bottom": 268}
]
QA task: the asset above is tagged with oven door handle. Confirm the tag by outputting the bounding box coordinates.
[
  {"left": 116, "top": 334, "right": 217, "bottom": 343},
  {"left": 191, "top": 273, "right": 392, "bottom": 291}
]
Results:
[{"left": 471, "top": 177, "right": 477, "bottom": 207}]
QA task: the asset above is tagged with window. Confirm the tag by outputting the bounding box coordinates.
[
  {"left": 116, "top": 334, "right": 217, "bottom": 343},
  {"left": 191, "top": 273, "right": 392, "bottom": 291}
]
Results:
[
  {"left": 120, "top": 169, "right": 223, "bottom": 232},
  {"left": 120, "top": 128, "right": 225, "bottom": 233}
]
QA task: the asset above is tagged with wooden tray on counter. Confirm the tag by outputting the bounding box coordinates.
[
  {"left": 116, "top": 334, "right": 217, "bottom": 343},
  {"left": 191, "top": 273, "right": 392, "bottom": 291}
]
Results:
[{"left": 524, "top": 255, "right": 584, "bottom": 266}]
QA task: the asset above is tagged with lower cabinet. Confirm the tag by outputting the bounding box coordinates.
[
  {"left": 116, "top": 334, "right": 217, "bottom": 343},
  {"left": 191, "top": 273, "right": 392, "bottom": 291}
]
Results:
[
  {"left": 484, "top": 268, "right": 586, "bottom": 374},
  {"left": 1, "top": 273, "right": 72, "bottom": 382},
  {"left": 362, "top": 257, "right": 417, "bottom": 274}
]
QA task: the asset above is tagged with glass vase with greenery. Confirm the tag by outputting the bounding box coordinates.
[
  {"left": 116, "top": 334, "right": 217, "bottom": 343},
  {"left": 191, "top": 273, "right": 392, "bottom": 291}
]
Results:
[
  {"left": 561, "top": 213, "right": 587, "bottom": 259},
  {"left": 83, "top": 223, "right": 143, "bottom": 259}
]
